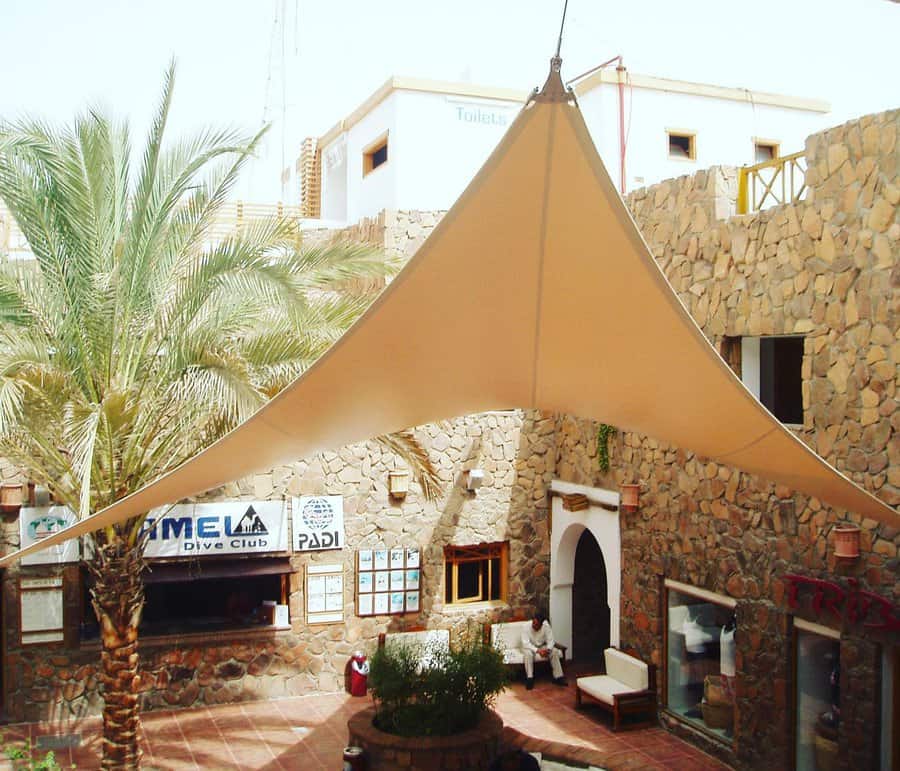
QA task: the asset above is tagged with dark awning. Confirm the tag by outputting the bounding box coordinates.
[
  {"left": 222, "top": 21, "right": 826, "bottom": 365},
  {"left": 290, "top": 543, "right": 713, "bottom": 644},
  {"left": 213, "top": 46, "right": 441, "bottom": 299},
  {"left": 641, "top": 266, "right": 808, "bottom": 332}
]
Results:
[{"left": 141, "top": 557, "right": 292, "bottom": 584}]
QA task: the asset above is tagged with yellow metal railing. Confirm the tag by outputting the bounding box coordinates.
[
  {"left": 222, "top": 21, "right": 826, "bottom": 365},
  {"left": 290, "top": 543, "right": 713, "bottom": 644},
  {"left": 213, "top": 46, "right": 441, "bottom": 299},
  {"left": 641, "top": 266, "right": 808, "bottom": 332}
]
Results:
[
  {"left": 204, "top": 201, "right": 303, "bottom": 242},
  {"left": 737, "top": 151, "right": 807, "bottom": 214}
]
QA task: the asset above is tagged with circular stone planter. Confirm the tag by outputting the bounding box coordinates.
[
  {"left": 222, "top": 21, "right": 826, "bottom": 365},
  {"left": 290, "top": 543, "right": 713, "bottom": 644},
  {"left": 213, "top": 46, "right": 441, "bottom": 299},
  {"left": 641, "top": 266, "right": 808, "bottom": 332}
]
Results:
[{"left": 347, "top": 706, "right": 503, "bottom": 771}]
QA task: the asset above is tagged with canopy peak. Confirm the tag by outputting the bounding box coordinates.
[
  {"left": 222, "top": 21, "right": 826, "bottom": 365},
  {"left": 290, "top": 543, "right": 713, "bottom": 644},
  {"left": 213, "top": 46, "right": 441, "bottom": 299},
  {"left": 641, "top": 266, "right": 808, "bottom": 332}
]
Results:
[{"left": 532, "top": 56, "right": 575, "bottom": 104}]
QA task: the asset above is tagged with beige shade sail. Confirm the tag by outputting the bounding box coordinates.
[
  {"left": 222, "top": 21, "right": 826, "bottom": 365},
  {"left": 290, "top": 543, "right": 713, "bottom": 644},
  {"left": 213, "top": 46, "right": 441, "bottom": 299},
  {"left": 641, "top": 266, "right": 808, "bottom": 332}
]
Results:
[{"left": 1, "top": 66, "right": 894, "bottom": 567}]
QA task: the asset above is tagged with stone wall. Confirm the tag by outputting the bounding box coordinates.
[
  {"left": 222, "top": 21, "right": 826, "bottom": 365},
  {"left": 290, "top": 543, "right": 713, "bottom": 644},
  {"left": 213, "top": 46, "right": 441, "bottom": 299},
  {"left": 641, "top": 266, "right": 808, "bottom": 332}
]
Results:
[
  {"left": 4, "top": 410, "right": 554, "bottom": 721},
  {"left": 553, "top": 109, "right": 898, "bottom": 770}
]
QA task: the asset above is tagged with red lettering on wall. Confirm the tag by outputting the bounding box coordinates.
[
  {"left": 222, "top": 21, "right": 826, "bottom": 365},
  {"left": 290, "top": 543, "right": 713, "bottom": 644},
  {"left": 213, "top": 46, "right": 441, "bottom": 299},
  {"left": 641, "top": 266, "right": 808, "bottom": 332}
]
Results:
[{"left": 783, "top": 574, "right": 900, "bottom": 633}]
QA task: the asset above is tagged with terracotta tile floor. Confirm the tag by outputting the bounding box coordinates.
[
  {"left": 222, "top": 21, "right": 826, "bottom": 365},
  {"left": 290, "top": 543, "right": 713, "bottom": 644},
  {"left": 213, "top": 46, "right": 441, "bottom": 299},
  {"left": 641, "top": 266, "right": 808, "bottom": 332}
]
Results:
[{"left": 0, "top": 680, "right": 733, "bottom": 770}]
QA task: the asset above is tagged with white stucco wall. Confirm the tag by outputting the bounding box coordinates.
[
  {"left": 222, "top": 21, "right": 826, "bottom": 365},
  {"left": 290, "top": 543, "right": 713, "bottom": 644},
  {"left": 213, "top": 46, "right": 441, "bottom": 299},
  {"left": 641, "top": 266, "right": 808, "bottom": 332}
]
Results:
[
  {"left": 392, "top": 90, "right": 519, "bottom": 212},
  {"left": 317, "top": 78, "right": 828, "bottom": 225},
  {"left": 578, "top": 82, "right": 828, "bottom": 193},
  {"left": 319, "top": 89, "right": 518, "bottom": 223}
]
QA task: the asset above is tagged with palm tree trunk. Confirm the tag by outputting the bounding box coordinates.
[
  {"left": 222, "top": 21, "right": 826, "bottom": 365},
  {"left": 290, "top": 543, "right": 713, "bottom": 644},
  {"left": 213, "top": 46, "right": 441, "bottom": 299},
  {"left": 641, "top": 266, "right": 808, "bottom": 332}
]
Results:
[{"left": 89, "top": 537, "right": 146, "bottom": 770}]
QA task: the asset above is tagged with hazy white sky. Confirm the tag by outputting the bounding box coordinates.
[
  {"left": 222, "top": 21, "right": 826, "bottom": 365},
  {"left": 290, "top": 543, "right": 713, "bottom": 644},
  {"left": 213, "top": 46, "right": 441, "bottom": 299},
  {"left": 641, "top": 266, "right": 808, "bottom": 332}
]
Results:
[{"left": 1, "top": 0, "right": 897, "bottom": 202}]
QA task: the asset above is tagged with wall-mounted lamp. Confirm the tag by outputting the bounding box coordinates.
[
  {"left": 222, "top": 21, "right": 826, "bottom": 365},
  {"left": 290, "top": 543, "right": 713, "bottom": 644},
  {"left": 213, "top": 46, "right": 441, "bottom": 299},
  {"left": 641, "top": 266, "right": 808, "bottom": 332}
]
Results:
[
  {"left": 619, "top": 483, "right": 640, "bottom": 513},
  {"left": 388, "top": 470, "right": 410, "bottom": 501},
  {"left": 0, "top": 484, "right": 26, "bottom": 513},
  {"left": 832, "top": 524, "right": 860, "bottom": 560},
  {"left": 463, "top": 469, "right": 484, "bottom": 492}
]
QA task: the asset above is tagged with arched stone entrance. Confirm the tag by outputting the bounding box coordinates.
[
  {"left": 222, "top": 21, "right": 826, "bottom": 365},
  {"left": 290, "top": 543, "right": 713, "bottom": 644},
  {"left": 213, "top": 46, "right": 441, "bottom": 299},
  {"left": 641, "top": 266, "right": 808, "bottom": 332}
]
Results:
[
  {"left": 549, "top": 480, "right": 620, "bottom": 662},
  {"left": 572, "top": 529, "right": 610, "bottom": 666}
]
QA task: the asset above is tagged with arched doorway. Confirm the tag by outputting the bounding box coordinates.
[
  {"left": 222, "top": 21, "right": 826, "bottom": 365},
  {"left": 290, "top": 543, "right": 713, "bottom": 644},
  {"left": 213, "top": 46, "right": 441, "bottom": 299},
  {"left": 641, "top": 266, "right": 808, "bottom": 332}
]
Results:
[{"left": 572, "top": 529, "right": 610, "bottom": 667}]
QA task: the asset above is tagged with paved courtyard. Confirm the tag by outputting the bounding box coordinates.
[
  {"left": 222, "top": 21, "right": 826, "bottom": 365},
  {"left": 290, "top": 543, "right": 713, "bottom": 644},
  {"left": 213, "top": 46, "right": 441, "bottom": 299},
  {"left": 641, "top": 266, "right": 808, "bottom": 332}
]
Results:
[{"left": 0, "top": 676, "right": 731, "bottom": 770}]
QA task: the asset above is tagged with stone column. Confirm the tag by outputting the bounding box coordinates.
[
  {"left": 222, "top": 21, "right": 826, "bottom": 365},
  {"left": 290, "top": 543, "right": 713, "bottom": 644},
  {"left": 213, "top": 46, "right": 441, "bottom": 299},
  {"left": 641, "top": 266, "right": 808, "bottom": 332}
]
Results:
[
  {"left": 734, "top": 602, "right": 792, "bottom": 769},
  {"left": 838, "top": 635, "right": 881, "bottom": 770}
]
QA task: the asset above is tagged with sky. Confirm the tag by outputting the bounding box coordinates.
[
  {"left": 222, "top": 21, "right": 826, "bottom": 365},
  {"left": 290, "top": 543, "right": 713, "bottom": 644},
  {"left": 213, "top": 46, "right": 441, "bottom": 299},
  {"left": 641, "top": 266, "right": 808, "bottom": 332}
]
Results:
[{"left": 1, "top": 0, "right": 897, "bottom": 202}]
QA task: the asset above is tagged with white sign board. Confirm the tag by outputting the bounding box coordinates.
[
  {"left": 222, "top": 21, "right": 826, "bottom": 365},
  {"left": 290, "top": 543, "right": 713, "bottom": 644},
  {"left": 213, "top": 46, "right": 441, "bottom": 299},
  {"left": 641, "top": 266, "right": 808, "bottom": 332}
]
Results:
[
  {"left": 292, "top": 496, "right": 345, "bottom": 552},
  {"left": 19, "top": 506, "right": 79, "bottom": 565},
  {"left": 142, "top": 501, "right": 288, "bottom": 558}
]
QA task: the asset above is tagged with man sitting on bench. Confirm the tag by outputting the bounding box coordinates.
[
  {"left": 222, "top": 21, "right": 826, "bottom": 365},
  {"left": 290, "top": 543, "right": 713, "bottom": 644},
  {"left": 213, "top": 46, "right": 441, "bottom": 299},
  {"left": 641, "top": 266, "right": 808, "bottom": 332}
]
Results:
[{"left": 522, "top": 611, "right": 567, "bottom": 690}]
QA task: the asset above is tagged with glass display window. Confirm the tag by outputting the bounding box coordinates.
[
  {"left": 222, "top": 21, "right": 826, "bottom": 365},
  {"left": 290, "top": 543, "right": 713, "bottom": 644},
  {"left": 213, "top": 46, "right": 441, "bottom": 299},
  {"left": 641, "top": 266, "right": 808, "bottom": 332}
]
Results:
[
  {"left": 793, "top": 620, "right": 840, "bottom": 771},
  {"left": 664, "top": 579, "right": 737, "bottom": 740}
]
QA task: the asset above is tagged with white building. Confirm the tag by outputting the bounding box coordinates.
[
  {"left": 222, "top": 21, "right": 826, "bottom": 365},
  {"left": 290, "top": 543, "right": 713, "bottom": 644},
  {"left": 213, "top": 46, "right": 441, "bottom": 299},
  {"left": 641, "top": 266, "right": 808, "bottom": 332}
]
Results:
[{"left": 285, "top": 68, "right": 830, "bottom": 226}]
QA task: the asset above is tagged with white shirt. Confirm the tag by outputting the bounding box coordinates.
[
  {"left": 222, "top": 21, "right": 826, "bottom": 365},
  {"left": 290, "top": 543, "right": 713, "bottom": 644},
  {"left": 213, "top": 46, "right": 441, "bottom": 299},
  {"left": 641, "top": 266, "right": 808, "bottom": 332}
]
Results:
[{"left": 521, "top": 620, "right": 555, "bottom": 652}]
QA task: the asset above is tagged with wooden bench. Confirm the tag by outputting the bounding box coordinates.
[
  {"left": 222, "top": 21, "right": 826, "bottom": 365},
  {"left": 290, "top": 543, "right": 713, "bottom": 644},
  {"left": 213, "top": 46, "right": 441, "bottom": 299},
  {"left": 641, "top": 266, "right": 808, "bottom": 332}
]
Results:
[
  {"left": 483, "top": 620, "right": 568, "bottom": 679},
  {"left": 575, "top": 648, "right": 657, "bottom": 731}
]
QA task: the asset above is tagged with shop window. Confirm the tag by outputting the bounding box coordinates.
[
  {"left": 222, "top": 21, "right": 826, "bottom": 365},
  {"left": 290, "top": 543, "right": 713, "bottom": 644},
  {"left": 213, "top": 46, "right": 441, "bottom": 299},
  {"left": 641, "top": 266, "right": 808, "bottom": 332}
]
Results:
[
  {"left": 754, "top": 140, "right": 779, "bottom": 164},
  {"left": 665, "top": 580, "right": 737, "bottom": 740},
  {"left": 363, "top": 135, "right": 388, "bottom": 176},
  {"left": 794, "top": 621, "right": 841, "bottom": 771},
  {"left": 444, "top": 542, "right": 508, "bottom": 606},
  {"left": 80, "top": 559, "right": 289, "bottom": 640},
  {"left": 741, "top": 336, "right": 804, "bottom": 424},
  {"left": 667, "top": 131, "right": 696, "bottom": 160}
]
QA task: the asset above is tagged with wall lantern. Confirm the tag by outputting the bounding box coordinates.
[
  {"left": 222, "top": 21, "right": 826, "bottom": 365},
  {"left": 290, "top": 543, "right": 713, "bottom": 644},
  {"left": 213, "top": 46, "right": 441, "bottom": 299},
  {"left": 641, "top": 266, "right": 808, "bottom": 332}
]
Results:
[
  {"left": 832, "top": 524, "right": 860, "bottom": 560},
  {"left": 0, "top": 484, "right": 26, "bottom": 513},
  {"left": 463, "top": 469, "right": 484, "bottom": 492},
  {"left": 387, "top": 470, "right": 410, "bottom": 501},
  {"left": 619, "top": 483, "right": 640, "bottom": 513}
]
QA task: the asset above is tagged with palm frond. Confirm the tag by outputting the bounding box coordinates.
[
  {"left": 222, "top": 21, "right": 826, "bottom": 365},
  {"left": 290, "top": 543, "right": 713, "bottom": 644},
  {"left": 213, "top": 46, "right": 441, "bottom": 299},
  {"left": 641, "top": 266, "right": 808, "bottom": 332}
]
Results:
[
  {"left": 0, "top": 65, "right": 408, "bottom": 529},
  {"left": 375, "top": 431, "right": 443, "bottom": 502}
]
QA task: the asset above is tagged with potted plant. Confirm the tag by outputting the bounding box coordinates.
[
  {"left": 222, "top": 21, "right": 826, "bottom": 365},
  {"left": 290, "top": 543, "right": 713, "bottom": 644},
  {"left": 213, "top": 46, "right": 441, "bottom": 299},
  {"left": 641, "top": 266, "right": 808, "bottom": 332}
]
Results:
[{"left": 348, "top": 628, "right": 509, "bottom": 770}]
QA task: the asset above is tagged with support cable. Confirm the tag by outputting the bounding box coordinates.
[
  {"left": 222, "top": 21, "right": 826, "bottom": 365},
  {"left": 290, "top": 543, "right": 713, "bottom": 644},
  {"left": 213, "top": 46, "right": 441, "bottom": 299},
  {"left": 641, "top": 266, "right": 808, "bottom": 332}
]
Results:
[{"left": 555, "top": 0, "right": 570, "bottom": 58}]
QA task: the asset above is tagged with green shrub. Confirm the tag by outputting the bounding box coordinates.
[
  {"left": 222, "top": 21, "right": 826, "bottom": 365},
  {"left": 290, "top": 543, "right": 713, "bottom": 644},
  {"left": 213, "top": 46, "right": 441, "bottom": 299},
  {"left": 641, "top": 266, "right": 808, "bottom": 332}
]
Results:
[
  {"left": 1, "top": 735, "right": 73, "bottom": 770},
  {"left": 368, "top": 627, "right": 509, "bottom": 737}
]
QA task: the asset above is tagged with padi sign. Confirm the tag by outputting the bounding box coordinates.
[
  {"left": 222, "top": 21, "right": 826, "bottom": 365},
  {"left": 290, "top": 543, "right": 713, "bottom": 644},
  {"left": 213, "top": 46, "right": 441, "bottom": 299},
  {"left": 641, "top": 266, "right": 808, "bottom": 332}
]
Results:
[
  {"left": 143, "top": 502, "right": 288, "bottom": 558},
  {"left": 292, "top": 496, "right": 344, "bottom": 552}
]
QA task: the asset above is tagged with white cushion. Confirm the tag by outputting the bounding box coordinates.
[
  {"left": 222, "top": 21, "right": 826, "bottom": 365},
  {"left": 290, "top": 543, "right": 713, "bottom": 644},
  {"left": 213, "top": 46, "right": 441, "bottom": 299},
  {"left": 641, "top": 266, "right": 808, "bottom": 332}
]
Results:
[
  {"left": 604, "top": 648, "right": 649, "bottom": 691},
  {"left": 502, "top": 648, "right": 525, "bottom": 665},
  {"left": 491, "top": 620, "right": 529, "bottom": 653},
  {"left": 576, "top": 674, "right": 637, "bottom": 706}
]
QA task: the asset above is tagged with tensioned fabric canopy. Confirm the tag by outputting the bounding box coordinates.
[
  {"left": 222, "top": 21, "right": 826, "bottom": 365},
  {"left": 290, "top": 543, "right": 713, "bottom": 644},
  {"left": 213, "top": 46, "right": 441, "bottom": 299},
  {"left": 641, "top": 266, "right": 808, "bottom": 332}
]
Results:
[{"left": 2, "top": 64, "right": 894, "bottom": 567}]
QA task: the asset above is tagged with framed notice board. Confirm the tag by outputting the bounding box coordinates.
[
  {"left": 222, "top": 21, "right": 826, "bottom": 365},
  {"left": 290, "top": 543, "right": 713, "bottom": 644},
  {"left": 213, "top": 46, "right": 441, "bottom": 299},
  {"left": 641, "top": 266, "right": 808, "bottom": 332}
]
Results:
[
  {"left": 306, "top": 563, "right": 344, "bottom": 625},
  {"left": 356, "top": 547, "right": 420, "bottom": 616},
  {"left": 19, "top": 575, "right": 65, "bottom": 645}
]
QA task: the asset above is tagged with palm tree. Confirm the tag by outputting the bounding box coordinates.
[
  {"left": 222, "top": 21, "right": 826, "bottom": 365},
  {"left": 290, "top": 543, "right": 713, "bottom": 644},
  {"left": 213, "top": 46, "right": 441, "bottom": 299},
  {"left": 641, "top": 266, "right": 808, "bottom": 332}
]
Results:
[{"left": 0, "top": 66, "right": 439, "bottom": 769}]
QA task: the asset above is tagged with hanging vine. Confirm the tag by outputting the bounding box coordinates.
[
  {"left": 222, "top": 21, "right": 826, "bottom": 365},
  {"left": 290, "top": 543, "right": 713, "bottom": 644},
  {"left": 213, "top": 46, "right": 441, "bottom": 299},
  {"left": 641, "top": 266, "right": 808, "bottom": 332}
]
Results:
[{"left": 597, "top": 423, "right": 618, "bottom": 472}]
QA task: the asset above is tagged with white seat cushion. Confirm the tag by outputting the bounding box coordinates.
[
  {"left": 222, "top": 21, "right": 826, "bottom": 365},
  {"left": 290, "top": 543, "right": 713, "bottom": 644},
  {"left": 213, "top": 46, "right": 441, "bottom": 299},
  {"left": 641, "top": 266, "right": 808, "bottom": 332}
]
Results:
[
  {"left": 576, "top": 675, "right": 636, "bottom": 706},
  {"left": 502, "top": 648, "right": 524, "bottom": 665},
  {"left": 491, "top": 620, "right": 530, "bottom": 654},
  {"left": 604, "top": 648, "right": 649, "bottom": 692}
]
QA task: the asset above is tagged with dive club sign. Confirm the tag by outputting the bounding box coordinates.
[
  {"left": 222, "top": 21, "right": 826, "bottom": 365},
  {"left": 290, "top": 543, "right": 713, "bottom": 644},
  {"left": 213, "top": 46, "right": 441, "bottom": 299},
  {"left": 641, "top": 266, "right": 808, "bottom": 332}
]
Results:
[
  {"left": 292, "top": 496, "right": 345, "bottom": 552},
  {"left": 142, "top": 502, "right": 288, "bottom": 558}
]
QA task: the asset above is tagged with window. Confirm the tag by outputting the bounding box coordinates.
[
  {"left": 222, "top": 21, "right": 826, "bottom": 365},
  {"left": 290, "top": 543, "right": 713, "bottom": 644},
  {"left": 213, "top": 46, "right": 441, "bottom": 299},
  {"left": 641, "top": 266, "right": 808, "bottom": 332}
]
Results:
[
  {"left": 80, "top": 559, "right": 290, "bottom": 640},
  {"left": 363, "top": 134, "right": 388, "bottom": 176},
  {"left": 754, "top": 140, "right": 779, "bottom": 164},
  {"left": 667, "top": 131, "right": 696, "bottom": 160},
  {"left": 741, "top": 336, "right": 804, "bottom": 424},
  {"left": 665, "top": 580, "right": 736, "bottom": 741},
  {"left": 793, "top": 621, "right": 840, "bottom": 771},
  {"left": 444, "top": 542, "right": 508, "bottom": 605}
]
